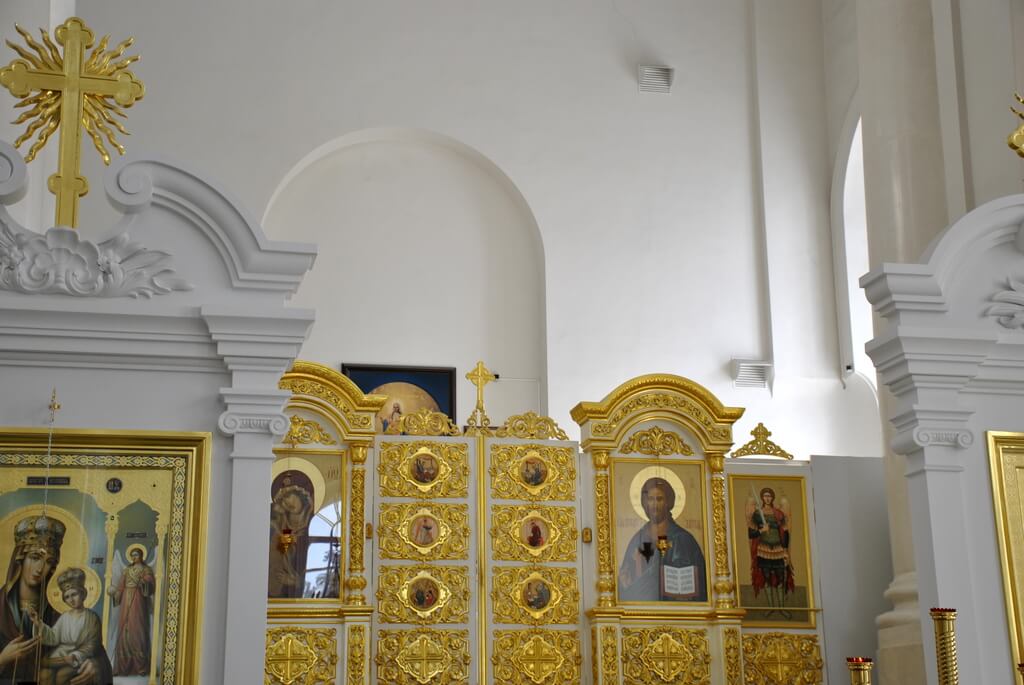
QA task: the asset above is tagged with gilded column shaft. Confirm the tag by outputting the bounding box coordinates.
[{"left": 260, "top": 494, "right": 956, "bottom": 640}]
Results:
[
  {"left": 847, "top": 658, "right": 874, "bottom": 685},
  {"left": 930, "top": 609, "right": 959, "bottom": 685},
  {"left": 708, "top": 453, "right": 735, "bottom": 609},
  {"left": 592, "top": 449, "right": 615, "bottom": 607},
  {"left": 347, "top": 443, "right": 369, "bottom": 605}
]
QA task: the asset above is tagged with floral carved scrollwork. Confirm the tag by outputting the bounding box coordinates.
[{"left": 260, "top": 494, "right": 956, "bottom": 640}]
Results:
[
  {"left": 378, "top": 504, "right": 470, "bottom": 560},
  {"left": 376, "top": 629, "right": 470, "bottom": 685},
  {"left": 620, "top": 427, "right": 694, "bottom": 456},
  {"left": 741, "top": 632, "right": 823, "bottom": 685},
  {"left": 376, "top": 565, "right": 470, "bottom": 624},
  {"left": 386, "top": 408, "right": 462, "bottom": 436},
  {"left": 711, "top": 475, "right": 730, "bottom": 589},
  {"left": 492, "top": 629, "right": 581, "bottom": 685},
  {"left": 265, "top": 627, "right": 338, "bottom": 685},
  {"left": 279, "top": 379, "right": 373, "bottom": 430},
  {"left": 593, "top": 453, "right": 614, "bottom": 607},
  {"left": 346, "top": 460, "right": 367, "bottom": 604},
  {"left": 724, "top": 628, "right": 741, "bottom": 685},
  {"left": 489, "top": 444, "right": 576, "bottom": 502},
  {"left": 496, "top": 411, "right": 570, "bottom": 441},
  {"left": 346, "top": 626, "right": 365, "bottom": 685},
  {"left": 491, "top": 566, "right": 579, "bottom": 625},
  {"left": 491, "top": 505, "right": 577, "bottom": 562},
  {"left": 621, "top": 628, "right": 711, "bottom": 685},
  {"left": 284, "top": 415, "right": 337, "bottom": 446},
  {"left": 601, "top": 626, "right": 619, "bottom": 683},
  {"left": 592, "top": 393, "right": 730, "bottom": 442},
  {"left": 379, "top": 441, "right": 469, "bottom": 499},
  {"left": 730, "top": 423, "right": 793, "bottom": 460}
]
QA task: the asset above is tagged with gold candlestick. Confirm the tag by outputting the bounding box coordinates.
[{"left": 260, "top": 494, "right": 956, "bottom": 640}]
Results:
[
  {"left": 930, "top": 608, "right": 959, "bottom": 685},
  {"left": 846, "top": 657, "right": 873, "bottom": 685}
]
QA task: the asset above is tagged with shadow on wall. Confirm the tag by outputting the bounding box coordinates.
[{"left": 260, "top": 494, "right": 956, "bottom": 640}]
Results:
[{"left": 262, "top": 128, "right": 548, "bottom": 425}]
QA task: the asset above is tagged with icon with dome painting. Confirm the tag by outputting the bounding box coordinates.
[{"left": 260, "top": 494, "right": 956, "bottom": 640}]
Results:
[{"left": 519, "top": 455, "right": 548, "bottom": 488}]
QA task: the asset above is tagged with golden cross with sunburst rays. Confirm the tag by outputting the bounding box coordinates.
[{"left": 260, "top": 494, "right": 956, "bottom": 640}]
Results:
[{"left": 0, "top": 17, "right": 144, "bottom": 228}]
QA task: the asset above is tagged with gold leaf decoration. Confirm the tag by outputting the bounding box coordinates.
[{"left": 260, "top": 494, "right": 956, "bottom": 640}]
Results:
[
  {"left": 724, "top": 628, "right": 741, "bottom": 685},
  {"left": 601, "top": 626, "right": 619, "bottom": 682},
  {"left": 265, "top": 627, "right": 337, "bottom": 685},
  {"left": 730, "top": 423, "right": 794, "bottom": 460},
  {"left": 496, "top": 411, "right": 570, "bottom": 441},
  {"left": 489, "top": 444, "right": 576, "bottom": 502},
  {"left": 621, "top": 628, "right": 711, "bottom": 685},
  {"left": 284, "top": 415, "right": 337, "bottom": 446},
  {"left": 376, "top": 629, "right": 470, "bottom": 685},
  {"left": 619, "top": 426, "right": 694, "bottom": 456},
  {"left": 376, "top": 565, "right": 470, "bottom": 624},
  {"left": 492, "top": 629, "right": 581, "bottom": 685},
  {"left": 347, "top": 626, "right": 365, "bottom": 685},
  {"left": 491, "top": 566, "right": 579, "bottom": 625},
  {"left": 378, "top": 503, "right": 470, "bottom": 561},
  {"left": 379, "top": 442, "right": 469, "bottom": 499},
  {"left": 711, "top": 476, "right": 729, "bottom": 578},
  {"left": 385, "top": 408, "right": 462, "bottom": 436},
  {"left": 491, "top": 505, "right": 577, "bottom": 562},
  {"left": 591, "top": 392, "right": 730, "bottom": 442},
  {"left": 741, "top": 632, "right": 823, "bottom": 685}
]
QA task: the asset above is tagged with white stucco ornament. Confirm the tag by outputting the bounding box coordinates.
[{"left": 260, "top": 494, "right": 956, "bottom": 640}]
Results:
[
  {"left": 0, "top": 223, "right": 192, "bottom": 298},
  {"left": 987, "top": 277, "right": 1024, "bottom": 329}
]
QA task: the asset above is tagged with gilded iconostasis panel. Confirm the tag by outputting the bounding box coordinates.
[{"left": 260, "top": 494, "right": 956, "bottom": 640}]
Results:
[{"left": 0, "top": 431, "right": 207, "bottom": 685}]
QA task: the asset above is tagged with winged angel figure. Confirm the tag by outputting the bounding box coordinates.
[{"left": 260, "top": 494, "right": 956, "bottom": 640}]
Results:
[
  {"left": 0, "top": 218, "right": 191, "bottom": 298},
  {"left": 106, "top": 545, "right": 158, "bottom": 676}
]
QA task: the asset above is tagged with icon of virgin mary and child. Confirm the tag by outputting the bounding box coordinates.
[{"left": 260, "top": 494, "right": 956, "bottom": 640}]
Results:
[{"left": 0, "top": 515, "right": 113, "bottom": 684}]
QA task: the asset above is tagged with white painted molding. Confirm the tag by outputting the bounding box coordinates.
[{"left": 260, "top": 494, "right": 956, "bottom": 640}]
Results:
[{"left": 106, "top": 154, "right": 317, "bottom": 294}]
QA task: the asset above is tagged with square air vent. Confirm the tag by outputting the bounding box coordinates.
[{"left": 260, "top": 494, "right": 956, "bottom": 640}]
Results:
[
  {"left": 638, "top": 65, "right": 673, "bottom": 94},
  {"left": 731, "top": 359, "right": 773, "bottom": 389}
]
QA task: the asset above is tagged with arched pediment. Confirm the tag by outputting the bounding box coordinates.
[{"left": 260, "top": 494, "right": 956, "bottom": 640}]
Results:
[
  {"left": 570, "top": 373, "right": 744, "bottom": 453},
  {"left": 278, "top": 360, "right": 386, "bottom": 440}
]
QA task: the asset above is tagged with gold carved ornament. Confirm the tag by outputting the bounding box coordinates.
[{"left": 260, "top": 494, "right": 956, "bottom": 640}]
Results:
[
  {"left": 490, "top": 504, "right": 577, "bottom": 562},
  {"left": 376, "top": 565, "right": 469, "bottom": 624},
  {"left": 346, "top": 444, "right": 368, "bottom": 605},
  {"left": 710, "top": 470, "right": 735, "bottom": 608},
  {"left": 284, "top": 415, "right": 337, "bottom": 446},
  {"left": 378, "top": 442, "right": 469, "bottom": 499},
  {"left": 376, "top": 629, "right": 470, "bottom": 685},
  {"left": 0, "top": 18, "right": 144, "bottom": 227},
  {"left": 465, "top": 361, "right": 496, "bottom": 436},
  {"left": 730, "top": 423, "right": 793, "bottom": 460},
  {"left": 496, "top": 411, "right": 570, "bottom": 441},
  {"left": 724, "top": 628, "right": 742, "bottom": 685},
  {"left": 741, "top": 632, "right": 823, "bottom": 685},
  {"left": 265, "top": 627, "right": 338, "bottom": 685},
  {"left": 280, "top": 361, "right": 386, "bottom": 436},
  {"left": 489, "top": 444, "right": 576, "bottom": 502},
  {"left": 378, "top": 503, "right": 470, "bottom": 561},
  {"left": 491, "top": 566, "right": 579, "bottom": 625},
  {"left": 592, "top": 451, "right": 615, "bottom": 607},
  {"left": 1010, "top": 93, "right": 1024, "bottom": 158},
  {"left": 492, "top": 629, "right": 582, "bottom": 685},
  {"left": 601, "top": 626, "right": 619, "bottom": 683},
  {"left": 620, "top": 427, "right": 694, "bottom": 456},
  {"left": 385, "top": 408, "right": 462, "bottom": 436},
  {"left": 346, "top": 625, "right": 365, "bottom": 685},
  {"left": 621, "top": 628, "right": 711, "bottom": 685}
]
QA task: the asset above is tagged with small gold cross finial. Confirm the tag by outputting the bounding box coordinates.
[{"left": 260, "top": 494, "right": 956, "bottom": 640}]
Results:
[
  {"left": 47, "top": 388, "right": 60, "bottom": 421},
  {"left": 751, "top": 423, "right": 770, "bottom": 441},
  {"left": 465, "top": 361, "right": 496, "bottom": 435},
  {"left": 1, "top": 17, "right": 145, "bottom": 228}
]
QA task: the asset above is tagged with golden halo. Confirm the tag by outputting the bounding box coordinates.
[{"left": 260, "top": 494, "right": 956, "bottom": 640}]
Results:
[
  {"left": 125, "top": 543, "right": 148, "bottom": 561},
  {"left": 48, "top": 565, "right": 103, "bottom": 614},
  {"left": 629, "top": 465, "right": 686, "bottom": 521},
  {"left": 272, "top": 456, "right": 326, "bottom": 513}
]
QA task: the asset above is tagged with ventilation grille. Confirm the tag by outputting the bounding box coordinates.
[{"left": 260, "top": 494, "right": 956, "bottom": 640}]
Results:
[
  {"left": 731, "top": 359, "right": 773, "bottom": 389},
  {"left": 638, "top": 65, "right": 674, "bottom": 94}
]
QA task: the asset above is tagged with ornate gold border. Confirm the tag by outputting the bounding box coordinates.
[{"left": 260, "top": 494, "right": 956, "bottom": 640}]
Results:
[
  {"left": 609, "top": 457, "right": 711, "bottom": 607},
  {"left": 376, "top": 565, "right": 470, "bottom": 624},
  {"left": 265, "top": 626, "right": 338, "bottom": 685},
  {"left": 491, "top": 566, "right": 579, "bottom": 625},
  {"left": 491, "top": 505, "right": 577, "bottom": 562},
  {"left": 740, "top": 631, "right": 823, "bottom": 685},
  {"left": 492, "top": 629, "right": 581, "bottom": 685},
  {"left": 489, "top": 444, "right": 576, "bottom": 502},
  {"left": 280, "top": 361, "right": 387, "bottom": 438},
  {"left": 620, "top": 627, "right": 711, "bottom": 685},
  {"left": 0, "top": 428, "right": 209, "bottom": 685},
  {"left": 379, "top": 503, "right": 471, "bottom": 561},
  {"left": 726, "top": 473, "right": 816, "bottom": 627},
  {"left": 379, "top": 441, "right": 469, "bottom": 499},
  {"left": 988, "top": 430, "right": 1024, "bottom": 670}
]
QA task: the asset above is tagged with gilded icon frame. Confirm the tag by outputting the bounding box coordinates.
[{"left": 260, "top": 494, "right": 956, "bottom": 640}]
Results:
[
  {"left": 0, "top": 428, "right": 209, "bottom": 685},
  {"left": 610, "top": 457, "right": 711, "bottom": 606},
  {"left": 988, "top": 430, "right": 1024, "bottom": 670},
  {"left": 727, "top": 472, "right": 816, "bottom": 628}
]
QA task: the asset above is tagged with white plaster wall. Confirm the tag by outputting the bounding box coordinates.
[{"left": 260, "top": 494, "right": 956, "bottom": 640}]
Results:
[
  {"left": 0, "top": 2, "right": 883, "bottom": 455},
  {"left": 262, "top": 130, "right": 546, "bottom": 424}
]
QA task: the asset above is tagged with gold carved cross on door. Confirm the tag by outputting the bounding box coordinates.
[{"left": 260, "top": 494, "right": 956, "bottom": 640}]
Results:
[{"left": 265, "top": 635, "right": 317, "bottom": 685}]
